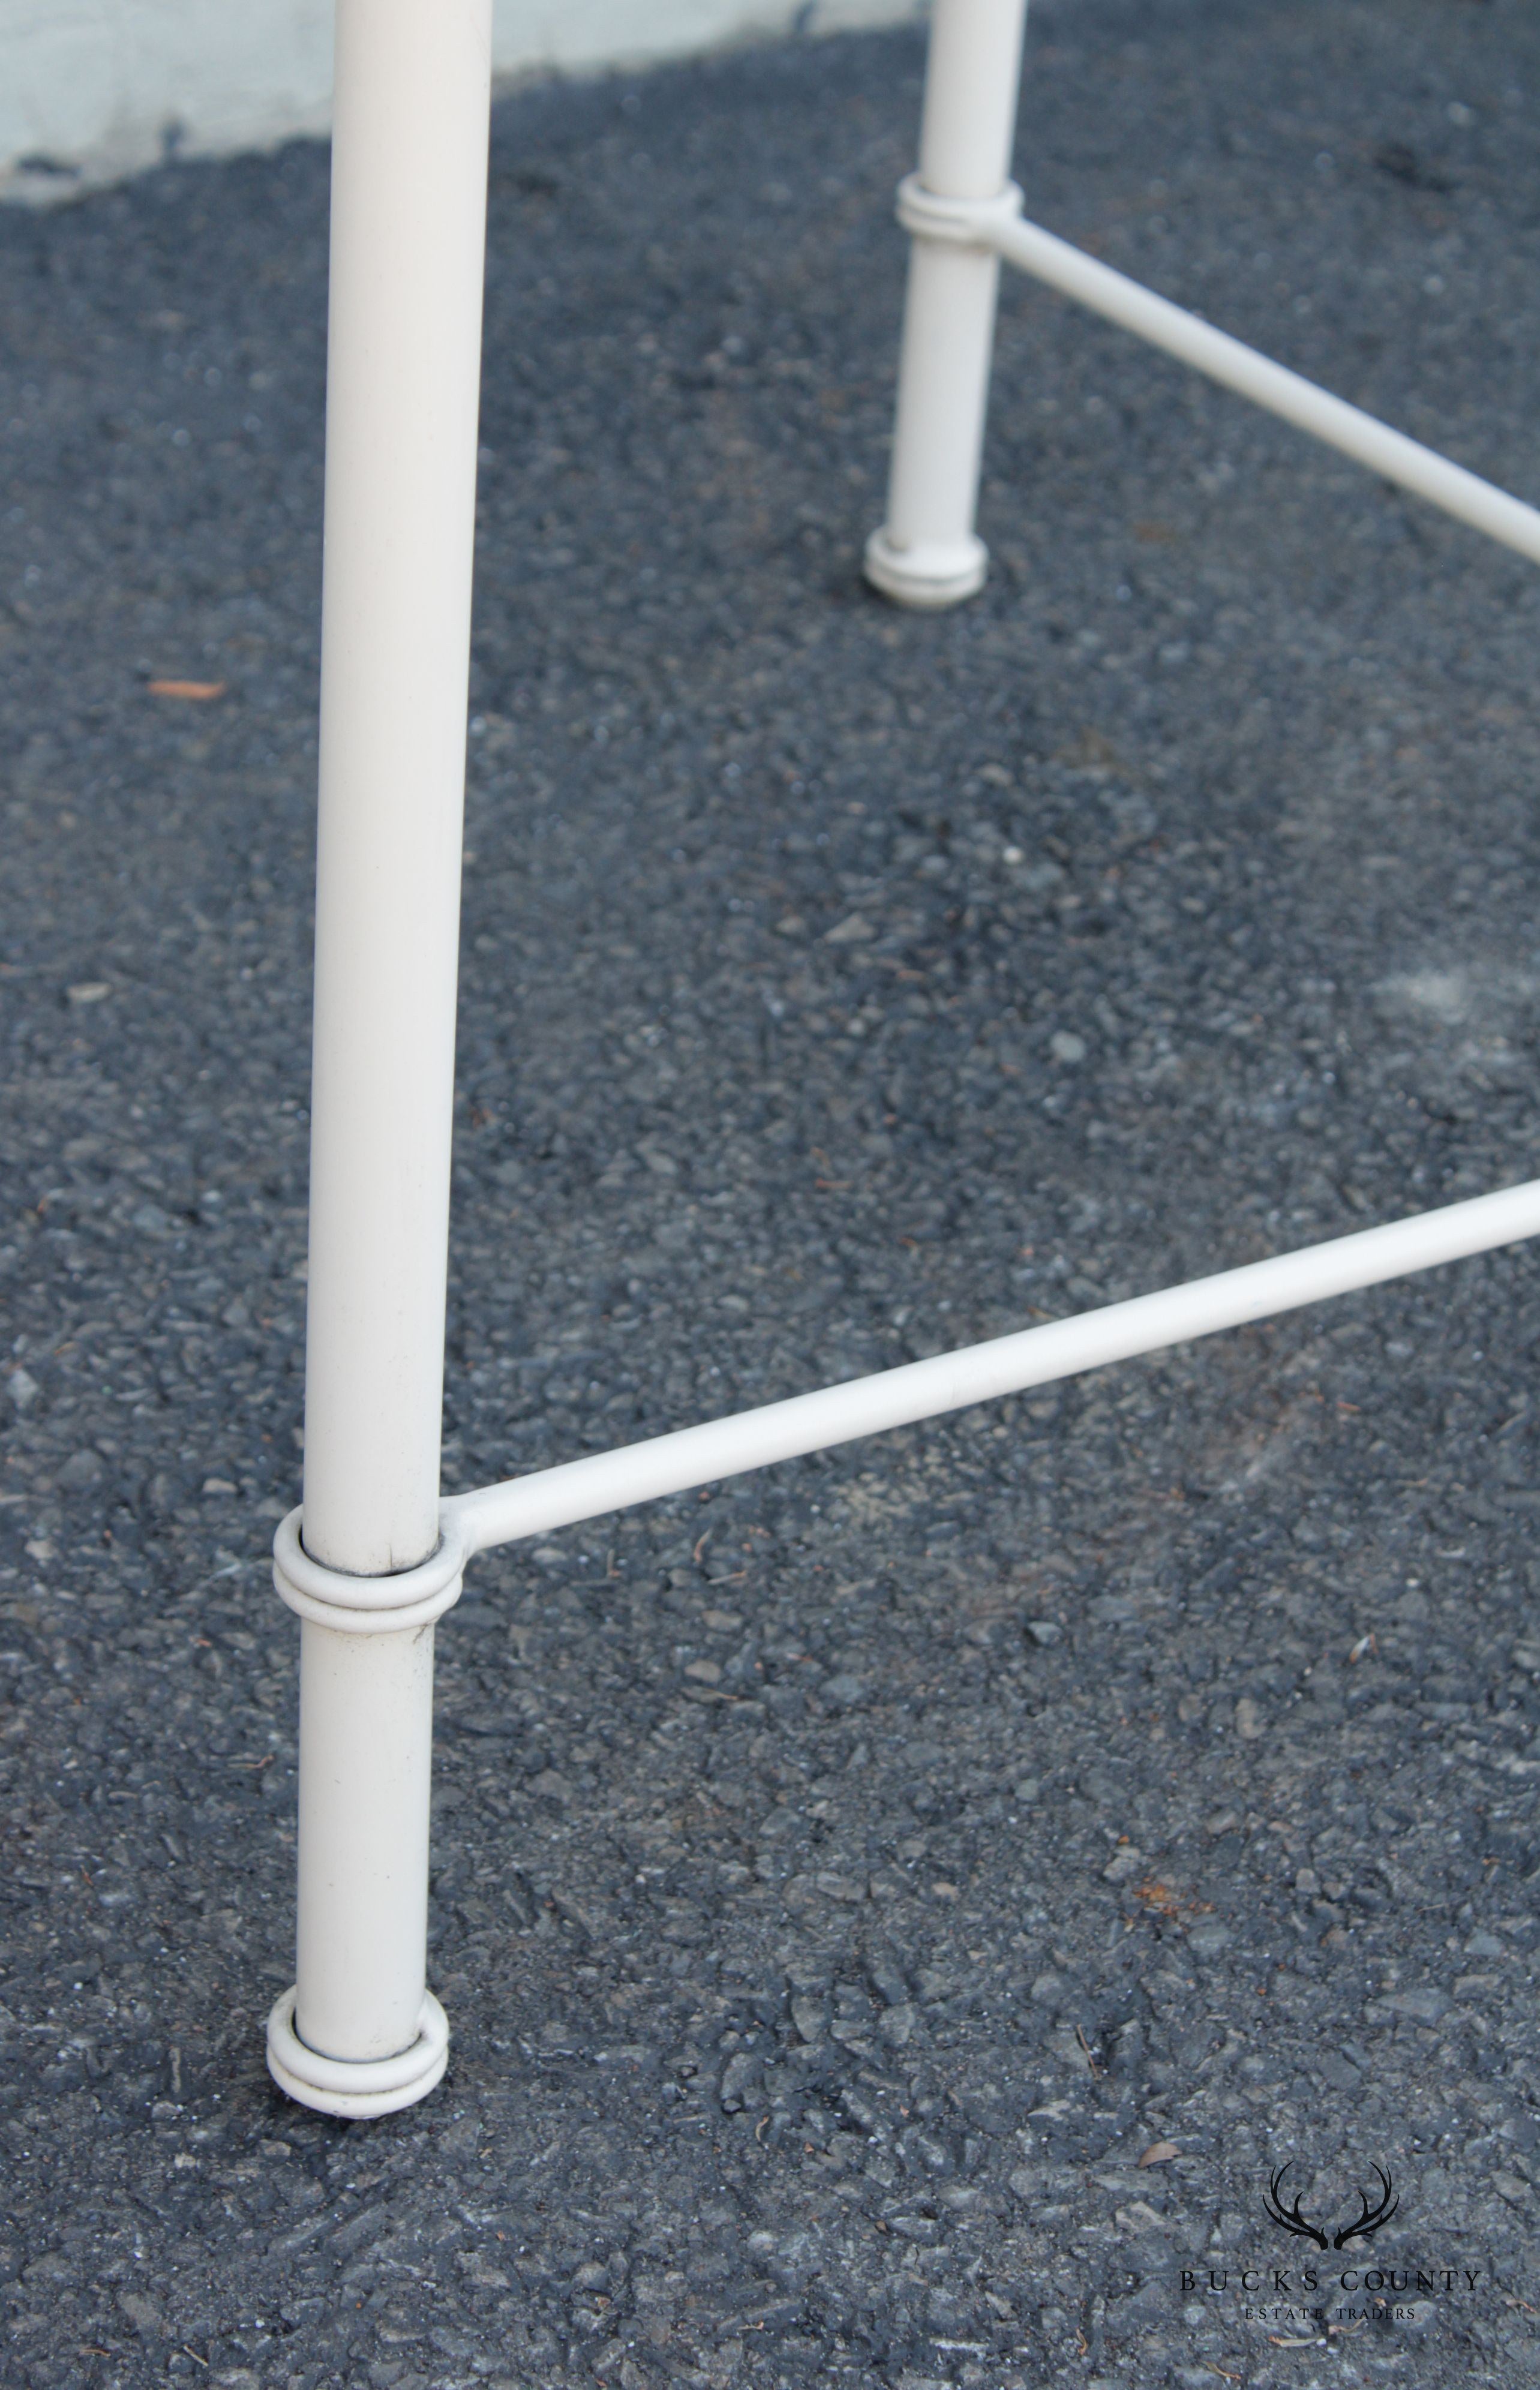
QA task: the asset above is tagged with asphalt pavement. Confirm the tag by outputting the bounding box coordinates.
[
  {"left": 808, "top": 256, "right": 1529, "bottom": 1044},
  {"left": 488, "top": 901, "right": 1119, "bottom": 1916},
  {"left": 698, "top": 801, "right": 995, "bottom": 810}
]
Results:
[{"left": 4, "top": 2, "right": 1540, "bottom": 2384}]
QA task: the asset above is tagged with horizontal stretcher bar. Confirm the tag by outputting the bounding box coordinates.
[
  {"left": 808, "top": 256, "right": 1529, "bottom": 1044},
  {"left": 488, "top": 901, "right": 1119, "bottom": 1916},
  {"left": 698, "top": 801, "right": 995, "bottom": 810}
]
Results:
[
  {"left": 442, "top": 1178, "right": 1540, "bottom": 1559},
  {"left": 984, "top": 210, "right": 1540, "bottom": 568}
]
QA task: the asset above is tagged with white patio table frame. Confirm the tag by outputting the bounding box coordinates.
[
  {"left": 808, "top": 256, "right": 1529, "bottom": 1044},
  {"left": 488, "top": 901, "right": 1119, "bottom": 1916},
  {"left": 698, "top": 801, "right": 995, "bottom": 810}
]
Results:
[{"left": 265, "top": 0, "right": 1540, "bottom": 2118}]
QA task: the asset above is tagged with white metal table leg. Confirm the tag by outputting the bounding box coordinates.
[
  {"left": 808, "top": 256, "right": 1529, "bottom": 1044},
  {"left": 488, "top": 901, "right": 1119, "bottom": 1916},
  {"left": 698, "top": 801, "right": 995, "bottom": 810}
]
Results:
[
  {"left": 865, "top": 0, "right": 1030, "bottom": 608},
  {"left": 247, "top": 0, "right": 1540, "bottom": 2125},
  {"left": 264, "top": 0, "right": 492, "bottom": 2121}
]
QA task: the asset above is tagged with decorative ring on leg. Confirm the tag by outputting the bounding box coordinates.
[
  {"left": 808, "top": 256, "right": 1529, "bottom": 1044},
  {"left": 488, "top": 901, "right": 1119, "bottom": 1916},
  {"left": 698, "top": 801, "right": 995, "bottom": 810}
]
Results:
[
  {"left": 265, "top": 1987, "right": 449, "bottom": 2118},
  {"left": 863, "top": 526, "right": 989, "bottom": 608},
  {"left": 272, "top": 1508, "right": 466, "bottom": 1634}
]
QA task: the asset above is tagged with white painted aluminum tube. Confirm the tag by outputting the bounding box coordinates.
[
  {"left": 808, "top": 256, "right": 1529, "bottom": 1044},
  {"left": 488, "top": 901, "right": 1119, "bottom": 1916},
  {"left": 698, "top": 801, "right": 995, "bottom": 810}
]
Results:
[
  {"left": 302, "top": 0, "right": 491, "bottom": 1580},
  {"left": 446, "top": 1179, "right": 1540, "bottom": 1556},
  {"left": 270, "top": 0, "right": 492, "bottom": 2121},
  {"left": 990, "top": 212, "right": 1540, "bottom": 568},
  {"left": 864, "top": 0, "right": 1029, "bottom": 607},
  {"left": 272, "top": 1622, "right": 446, "bottom": 2107}
]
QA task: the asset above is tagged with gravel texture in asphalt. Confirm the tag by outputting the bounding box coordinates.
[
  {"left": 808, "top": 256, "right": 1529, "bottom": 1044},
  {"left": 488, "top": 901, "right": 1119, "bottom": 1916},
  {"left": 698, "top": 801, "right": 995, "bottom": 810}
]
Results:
[{"left": 4, "top": 2, "right": 1540, "bottom": 2383}]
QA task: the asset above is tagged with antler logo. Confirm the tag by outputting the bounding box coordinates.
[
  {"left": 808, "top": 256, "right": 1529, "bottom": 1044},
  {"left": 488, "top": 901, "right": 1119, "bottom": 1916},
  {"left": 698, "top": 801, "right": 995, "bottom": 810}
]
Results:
[{"left": 1262, "top": 2163, "right": 1399, "bottom": 2251}]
